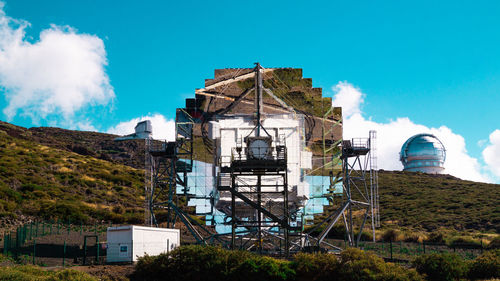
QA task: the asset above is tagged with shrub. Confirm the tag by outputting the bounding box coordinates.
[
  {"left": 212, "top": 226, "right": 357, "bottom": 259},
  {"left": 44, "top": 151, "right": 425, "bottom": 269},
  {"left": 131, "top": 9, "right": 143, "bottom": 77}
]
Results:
[
  {"left": 0, "top": 265, "right": 97, "bottom": 281},
  {"left": 447, "top": 236, "right": 481, "bottom": 248},
  {"left": 413, "top": 253, "right": 468, "bottom": 281},
  {"left": 132, "top": 246, "right": 423, "bottom": 281},
  {"left": 381, "top": 229, "right": 401, "bottom": 242},
  {"left": 404, "top": 232, "right": 425, "bottom": 243},
  {"left": 231, "top": 256, "right": 294, "bottom": 281},
  {"left": 50, "top": 269, "right": 98, "bottom": 281},
  {"left": 293, "top": 252, "right": 339, "bottom": 281},
  {"left": 356, "top": 231, "right": 373, "bottom": 242},
  {"left": 488, "top": 236, "right": 500, "bottom": 249},
  {"left": 467, "top": 250, "right": 500, "bottom": 280},
  {"left": 35, "top": 200, "right": 90, "bottom": 223},
  {"left": 132, "top": 245, "right": 250, "bottom": 281},
  {"left": 337, "top": 248, "right": 422, "bottom": 281},
  {"left": 425, "top": 231, "right": 446, "bottom": 243}
]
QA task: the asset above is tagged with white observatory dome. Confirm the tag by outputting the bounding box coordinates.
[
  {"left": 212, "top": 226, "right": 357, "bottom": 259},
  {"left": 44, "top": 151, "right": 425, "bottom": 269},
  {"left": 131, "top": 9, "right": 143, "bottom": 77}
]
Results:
[{"left": 400, "top": 134, "right": 446, "bottom": 174}]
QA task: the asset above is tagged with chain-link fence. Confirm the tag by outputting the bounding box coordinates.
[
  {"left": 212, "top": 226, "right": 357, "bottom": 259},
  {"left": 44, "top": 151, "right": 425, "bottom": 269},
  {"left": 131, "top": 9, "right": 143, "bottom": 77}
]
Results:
[
  {"left": 0, "top": 221, "right": 490, "bottom": 266},
  {"left": 356, "top": 240, "right": 486, "bottom": 262},
  {"left": 0, "top": 220, "right": 111, "bottom": 266}
]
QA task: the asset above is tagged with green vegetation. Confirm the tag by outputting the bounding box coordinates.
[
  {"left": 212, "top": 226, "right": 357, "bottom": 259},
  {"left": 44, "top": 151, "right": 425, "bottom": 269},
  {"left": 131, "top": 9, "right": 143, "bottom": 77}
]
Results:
[
  {"left": 467, "top": 249, "right": 500, "bottom": 280},
  {"left": 0, "top": 122, "right": 145, "bottom": 223},
  {"left": 131, "top": 245, "right": 422, "bottom": 281},
  {"left": 377, "top": 170, "right": 499, "bottom": 238},
  {"left": 413, "top": 250, "right": 500, "bottom": 281},
  {"left": 414, "top": 253, "right": 468, "bottom": 281},
  {"left": 1, "top": 120, "right": 499, "bottom": 242},
  {"left": 0, "top": 265, "right": 96, "bottom": 281}
]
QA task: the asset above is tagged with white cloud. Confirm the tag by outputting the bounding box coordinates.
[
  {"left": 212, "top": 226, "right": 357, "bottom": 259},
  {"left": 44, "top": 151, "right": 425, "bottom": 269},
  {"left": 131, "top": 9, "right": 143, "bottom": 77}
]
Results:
[
  {"left": 331, "top": 81, "right": 364, "bottom": 118},
  {"left": 75, "top": 120, "right": 97, "bottom": 132},
  {"left": 0, "top": 2, "right": 114, "bottom": 124},
  {"left": 107, "top": 114, "right": 175, "bottom": 141},
  {"left": 332, "top": 81, "right": 489, "bottom": 183},
  {"left": 482, "top": 130, "right": 500, "bottom": 179}
]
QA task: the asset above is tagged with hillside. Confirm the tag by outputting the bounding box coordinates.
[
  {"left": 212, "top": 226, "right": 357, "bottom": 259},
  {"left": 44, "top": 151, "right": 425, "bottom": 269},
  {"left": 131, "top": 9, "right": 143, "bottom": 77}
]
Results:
[
  {"left": 3, "top": 122, "right": 146, "bottom": 169},
  {"left": 378, "top": 170, "right": 499, "bottom": 234},
  {"left": 0, "top": 121, "right": 499, "bottom": 236},
  {"left": 0, "top": 121, "right": 145, "bottom": 224}
]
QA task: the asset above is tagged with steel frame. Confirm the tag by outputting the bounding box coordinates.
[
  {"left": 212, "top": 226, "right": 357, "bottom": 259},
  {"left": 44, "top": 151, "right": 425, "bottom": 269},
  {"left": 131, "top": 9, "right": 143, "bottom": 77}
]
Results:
[{"left": 145, "top": 109, "right": 218, "bottom": 244}]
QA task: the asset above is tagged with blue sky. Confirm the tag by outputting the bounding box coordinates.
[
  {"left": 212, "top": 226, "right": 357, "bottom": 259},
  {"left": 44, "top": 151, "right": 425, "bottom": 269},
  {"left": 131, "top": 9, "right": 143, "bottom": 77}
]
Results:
[{"left": 1, "top": 0, "right": 500, "bottom": 182}]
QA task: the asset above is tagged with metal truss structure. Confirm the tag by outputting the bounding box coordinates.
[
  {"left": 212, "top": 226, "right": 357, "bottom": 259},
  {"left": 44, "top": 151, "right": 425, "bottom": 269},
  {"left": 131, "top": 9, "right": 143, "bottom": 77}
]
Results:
[
  {"left": 121, "top": 63, "right": 379, "bottom": 254},
  {"left": 214, "top": 63, "right": 298, "bottom": 256},
  {"left": 305, "top": 132, "right": 379, "bottom": 250},
  {"left": 145, "top": 109, "right": 216, "bottom": 244}
]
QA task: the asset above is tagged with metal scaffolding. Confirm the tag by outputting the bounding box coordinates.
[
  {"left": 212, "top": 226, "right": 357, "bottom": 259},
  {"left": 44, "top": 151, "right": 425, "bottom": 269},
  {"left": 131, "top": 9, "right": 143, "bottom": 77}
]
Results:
[
  {"left": 304, "top": 131, "right": 379, "bottom": 250},
  {"left": 145, "top": 109, "right": 216, "bottom": 244},
  {"left": 122, "top": 63, "right": 379, "bottom": 254}
]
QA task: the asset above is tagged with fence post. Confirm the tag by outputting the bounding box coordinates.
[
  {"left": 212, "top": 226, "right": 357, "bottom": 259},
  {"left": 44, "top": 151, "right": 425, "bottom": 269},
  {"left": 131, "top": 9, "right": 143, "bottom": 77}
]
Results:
[
  {"left": 423, "top": 241, "right": 426, "bottom": 254},
  {"left": 67, "top": 220, "right": 71, "bottom": 235},
  {"left": 94, "top": 222, "right": 97, "bottom": 235},
  {"left": 9, "top": 232, "right": 13, "bottom": 257},
  {"left": 96, "top": 236, "right": 99, "bottom": 264},
  {"left": 390, "top": 240, "right": 393, "bottom": 261},
  {"left": 29, "top": 222, "right": 32, "bottom": 240},
  {"left": 42, "top": 222, "right": 45, "bottom": 236},
  {"left": 83, "top": 237, "right": 87, "bottom": 266},
  {"left": 80, "top": 222, "right": 83, "bottom": 235},
  {"left": 22, "top": 225, "right": 26, "bottom": 245},
  {"left": 15, "top": 227, "right": 19, "bottom": 259},
  {"left": 35, "top": 221, "right": 38, "bottom": 237},
  {"left": 3, "top": 234, "right": 7, "bottom": 255},
  {"left": 50, "top": 221, "right": 52, "bottom": 235},
  {"left": 63, "top": 240, "right": 66, "bottom": 266},
  {"left": 32, "top": 239, "right": 36, "bottom": 265}
]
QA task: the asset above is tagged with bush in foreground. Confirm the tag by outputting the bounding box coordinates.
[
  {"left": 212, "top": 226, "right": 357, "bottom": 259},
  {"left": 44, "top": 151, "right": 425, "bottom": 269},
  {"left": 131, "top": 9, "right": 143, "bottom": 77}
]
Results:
[
  {"left": 336, "top": 248, "right": 423, "bottom": 281},
  {"left": 467, "top": 250, "right": 500, "bottom": 280},
  {"left": 413, "top": 253, "right": 468, "bottom": 281},
  {"left": 0, "top": 265, "right": 96, "bottom": 281},
  {"left": 132, "top": 245, "right": 422, "bottom": 281},
  {"left": 293, "top": 248, "right": 422, "bottom": 281},
  {"left": 131, "top": 245, "right": 293, "bottom": 281}
]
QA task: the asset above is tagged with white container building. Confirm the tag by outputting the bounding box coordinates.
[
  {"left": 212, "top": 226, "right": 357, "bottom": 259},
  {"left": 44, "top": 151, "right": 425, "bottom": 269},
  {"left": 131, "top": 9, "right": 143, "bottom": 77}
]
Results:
[{"left": 106, "top": 225, "right": 180, "bottom": 263}]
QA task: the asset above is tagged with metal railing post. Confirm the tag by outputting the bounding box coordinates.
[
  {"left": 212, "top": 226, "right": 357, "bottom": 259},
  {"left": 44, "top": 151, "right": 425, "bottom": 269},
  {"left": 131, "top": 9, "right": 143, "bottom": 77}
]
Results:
[
  {"left": 32, "top": 239, "right": 36, "bottom": 265},
  {"left": 96, "top": 236, "right": 99, "bottom": 264},
  {"left": 63, "top": 240, "right": 66, "bottom": 266},
  {"left": 390, "top": 240, "right": 393, "bottom": 261},
  {"left": 83, "top": 237, "right": 87, "bottom": 266}
]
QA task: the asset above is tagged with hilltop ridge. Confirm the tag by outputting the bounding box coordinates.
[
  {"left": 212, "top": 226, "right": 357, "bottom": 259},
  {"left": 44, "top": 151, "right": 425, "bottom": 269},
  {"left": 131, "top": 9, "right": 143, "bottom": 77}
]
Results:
[{"left": 0, "top": 120, "right": 498, "bottom": 237}]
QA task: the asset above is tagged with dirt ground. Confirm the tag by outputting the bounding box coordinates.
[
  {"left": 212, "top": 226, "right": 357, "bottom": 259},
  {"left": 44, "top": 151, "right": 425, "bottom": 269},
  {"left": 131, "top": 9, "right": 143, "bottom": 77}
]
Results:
[{"left": 68, "top": 264, "right": 135, "bottom": 281}]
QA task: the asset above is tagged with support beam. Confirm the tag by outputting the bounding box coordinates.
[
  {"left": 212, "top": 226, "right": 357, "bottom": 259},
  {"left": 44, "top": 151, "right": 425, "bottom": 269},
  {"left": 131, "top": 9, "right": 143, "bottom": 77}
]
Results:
[
  {"left": 317, "top": 201, "right": 350, "bottom": 244},
  {"left": 227, "top": 186, "right": 286, "bottom": 227}
]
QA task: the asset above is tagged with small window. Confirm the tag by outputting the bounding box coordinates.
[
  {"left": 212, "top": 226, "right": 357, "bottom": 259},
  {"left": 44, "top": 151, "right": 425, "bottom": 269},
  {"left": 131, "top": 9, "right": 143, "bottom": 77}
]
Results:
[{"left": 120, "top": 245, "right": 128, "bottom": 252}]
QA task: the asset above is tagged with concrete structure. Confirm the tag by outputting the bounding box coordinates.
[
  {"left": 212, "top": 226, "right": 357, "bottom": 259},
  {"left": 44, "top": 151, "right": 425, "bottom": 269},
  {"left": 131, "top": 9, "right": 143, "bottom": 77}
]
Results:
[
  {"left": 106, "top": 225, "right": 179, "bottom": 263},
  {"left": 400, "top": 133, "right": 446, "bottom": 174}
]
